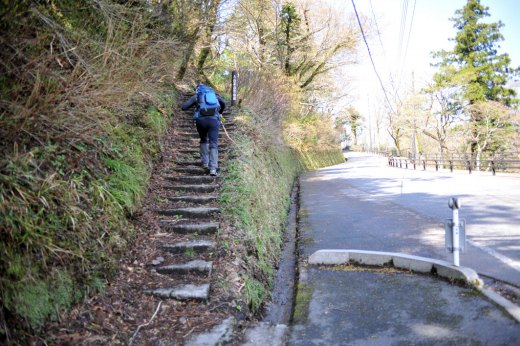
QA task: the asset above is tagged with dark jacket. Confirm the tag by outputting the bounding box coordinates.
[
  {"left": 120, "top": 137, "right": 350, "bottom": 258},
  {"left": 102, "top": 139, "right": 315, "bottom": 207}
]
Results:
[{"left": 181, "top": 94, "right": 226, "bottom": 113}]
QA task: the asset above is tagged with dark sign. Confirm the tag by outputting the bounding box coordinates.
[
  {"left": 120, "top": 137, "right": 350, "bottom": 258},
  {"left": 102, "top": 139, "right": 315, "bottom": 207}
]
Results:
[{"left": 231, "top": 70, "right": 238, "bottom": 106}]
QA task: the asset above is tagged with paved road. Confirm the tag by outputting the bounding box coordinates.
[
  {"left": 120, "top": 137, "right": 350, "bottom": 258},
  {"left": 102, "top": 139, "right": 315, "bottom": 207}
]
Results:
[
  {"left": 289, "top": 268, "right": 520, "bottom": 345},
  {"left": 299, "top": 152, "right": 520, "bottom": 287}
]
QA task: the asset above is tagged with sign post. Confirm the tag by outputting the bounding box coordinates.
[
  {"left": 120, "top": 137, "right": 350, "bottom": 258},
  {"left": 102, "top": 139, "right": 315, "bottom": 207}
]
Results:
[
  {"left": 231, "top": 70, "right": 238, "bottom": 106},
  {"left": 445, "top": 197, "right": 466, "bottom": 266}
]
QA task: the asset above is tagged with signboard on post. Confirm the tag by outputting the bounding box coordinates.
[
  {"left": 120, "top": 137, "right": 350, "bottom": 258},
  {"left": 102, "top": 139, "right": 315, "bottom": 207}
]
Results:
[
  {"left": 231, "top": 70, "right": 238, "bottom": 106},
  {"left": 444, "top": 219, "right": 466, "bottom": 252}
]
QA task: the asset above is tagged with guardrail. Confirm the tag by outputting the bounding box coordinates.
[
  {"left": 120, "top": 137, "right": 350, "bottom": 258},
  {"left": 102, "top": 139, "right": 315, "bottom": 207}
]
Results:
[{"left": 388, "top": 153, "right": 520, "bottom": 175}]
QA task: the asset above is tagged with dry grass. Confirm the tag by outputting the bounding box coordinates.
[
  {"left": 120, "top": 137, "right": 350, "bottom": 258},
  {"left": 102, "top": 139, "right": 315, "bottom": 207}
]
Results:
[{"left": 0, "top": 1, "right": 186, "bottom": 338}]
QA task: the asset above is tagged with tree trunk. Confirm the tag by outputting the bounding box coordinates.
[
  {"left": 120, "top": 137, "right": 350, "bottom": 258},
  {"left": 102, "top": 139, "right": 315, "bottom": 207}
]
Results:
[
  {"left": 284, "top": 15, "right": 292, "bottom": 75},
  {"left": 196, "top": 0, "right": 220, "bottom": 76},
  {"left": 176, "top": 28, "right": 200, "bottom": 81}
]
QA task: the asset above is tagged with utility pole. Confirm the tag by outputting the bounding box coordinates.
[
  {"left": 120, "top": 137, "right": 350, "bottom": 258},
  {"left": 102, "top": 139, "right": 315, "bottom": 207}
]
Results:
[{"left": 411, "top": 71, "right": 418, "bottom": 159}]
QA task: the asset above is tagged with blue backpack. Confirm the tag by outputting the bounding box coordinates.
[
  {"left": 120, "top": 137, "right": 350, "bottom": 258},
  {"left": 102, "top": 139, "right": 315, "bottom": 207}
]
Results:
[{"left": 196, "top": 84, "right": 220, "bottom": 117}]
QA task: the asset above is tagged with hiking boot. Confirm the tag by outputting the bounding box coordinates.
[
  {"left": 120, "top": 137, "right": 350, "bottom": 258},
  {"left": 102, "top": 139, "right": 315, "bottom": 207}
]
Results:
[{"left": 209, "top": 169, "right": 217, "bottom": 176}]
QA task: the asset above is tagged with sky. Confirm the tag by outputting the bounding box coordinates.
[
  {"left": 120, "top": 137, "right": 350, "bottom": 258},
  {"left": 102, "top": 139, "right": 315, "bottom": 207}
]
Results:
[{"left": 344, "top": 0, "right": 520, "bottom": 118}]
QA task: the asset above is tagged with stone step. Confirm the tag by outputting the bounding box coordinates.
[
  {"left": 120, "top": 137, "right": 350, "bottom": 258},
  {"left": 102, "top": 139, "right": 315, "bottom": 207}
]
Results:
[
  {"left": 175, "top": 137, "right": 199, "bottom": 143},
  {"left": 175, "top": 155, "right": 201, "bottom": 161},
  {"left": 168, "top": 166, "right": 207, "bottom": 174},
  {"left": 164, "top": 175, "right": 218, "bottom": 184},
  {"left": 177, "top": 146, "right": 228, "bottom": 154},
  {"left": 177, "top": 132, "right": 226, "bottom": 138},
  {"left": 160, "top": 221, "right": 219, "bottom": 235},
  {"left": 145, "top": 284, "right": 210, "bottom": 301},
  {"left": 221, "top": 121, "right": 235, "bottom": 126},
  {"left": 176, "top": 136, "right": 225, "bottom": 143},
  {"left": 157, "top": 207, "right": 220, "bottom": 218},
  {"left": 167, "top": 195, "right": 217, "bottom": 204},
  {"left": 177, "top": 148, "right": 199, "bottom": 154},
  {"left": 156, "top": 260, "right": 212, "bottom": 276},
  {"left": 177, "top": 122, "right": 235, "bottom": 129},
  {"left": 173, "top": 160, "right": 204, "bottom": 166},
  {"left": 178, "top": 113, "right": 232, "bottom": 120},
  {"left": 179, "top": 109, "right": 231, "bottom": 115},
  {"left": 175, "top": 152, "right": 227, "bottom": 160},
  {"left": 175, "top": 131, "right": 198, "bottom": 137},
  {"left": 163, "top": 184, "right": 219, "bottom": 193},
  {"left": 161, "top": 240, "right": 216, "bottom": 254}
]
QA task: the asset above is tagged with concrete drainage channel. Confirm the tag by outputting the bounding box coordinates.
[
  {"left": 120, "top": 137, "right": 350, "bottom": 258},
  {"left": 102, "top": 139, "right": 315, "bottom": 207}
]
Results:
[{"left": 240, "top": 183, "right": 300, "bottom": 345}]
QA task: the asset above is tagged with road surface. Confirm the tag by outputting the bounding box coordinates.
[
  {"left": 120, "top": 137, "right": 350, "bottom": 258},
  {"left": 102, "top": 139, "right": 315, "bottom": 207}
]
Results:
[{"left": 299, "top": 151, "right": 520, "bottom": 287}]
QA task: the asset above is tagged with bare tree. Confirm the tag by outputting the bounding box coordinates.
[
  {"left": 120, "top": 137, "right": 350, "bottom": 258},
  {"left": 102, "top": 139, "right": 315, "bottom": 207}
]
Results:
[
  {"left": 466, "top": 101, "right": 517, "bottom": 163},
  {"left": 421, "top": 84, "right": 463, "bottom": 161}
]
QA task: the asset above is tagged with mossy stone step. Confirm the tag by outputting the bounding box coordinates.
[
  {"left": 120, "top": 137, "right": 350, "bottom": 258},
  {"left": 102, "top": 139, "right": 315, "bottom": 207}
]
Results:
[
  {"left": 157, "top": 207, "right": 220, "bottom": 218},
  {"left": 160, "top": 221, "right": 219, "bottom": 235},
  {"left": 145, "top": 284, "right": 210, "bottom": 301},
  {"left": 163, "top": 184, "right": 219, "bottom": 193},
  {"left": 167, "top": 195, "right": 217, "bottom": 204},
  {"left": 161, "top": 240, "right": 216, "bottom": 254},
  {"left": 164, "top": 175, "right": 218, "bottom": 184},
  {"left": 155, "top": 260, "right": 212, "bottom": 276}
]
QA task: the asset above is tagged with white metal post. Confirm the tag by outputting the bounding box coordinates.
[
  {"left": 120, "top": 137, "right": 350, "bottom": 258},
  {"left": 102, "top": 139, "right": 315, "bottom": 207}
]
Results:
[{"left": 449, "top": 198, "right": 460, "bottom": 266}]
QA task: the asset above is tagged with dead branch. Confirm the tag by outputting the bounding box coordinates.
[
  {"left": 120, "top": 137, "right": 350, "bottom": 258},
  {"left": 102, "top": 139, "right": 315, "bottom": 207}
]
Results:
[{"left": 128, "top": 301, "right": 162, "bottom": 346}]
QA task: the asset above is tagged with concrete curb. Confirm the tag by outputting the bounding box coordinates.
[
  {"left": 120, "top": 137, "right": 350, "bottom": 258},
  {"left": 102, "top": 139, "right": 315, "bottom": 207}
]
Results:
[
  {"left": 309, "top": 249, "right": 482, "bottom": 287},
  {"left": 309, "top": 249, "right": 520, "bottom": 323},
  {"left": 480, "top": 287, "right": 520, "bottom": 323}
]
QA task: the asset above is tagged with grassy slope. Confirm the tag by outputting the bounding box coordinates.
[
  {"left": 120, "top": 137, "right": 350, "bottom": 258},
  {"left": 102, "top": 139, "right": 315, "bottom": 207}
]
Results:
[
  {"left": 0, "top": 1, "right": 179, "bottom": 337},
  {"left": 218, "top": 110, "right": 343, "bottom": 313}
]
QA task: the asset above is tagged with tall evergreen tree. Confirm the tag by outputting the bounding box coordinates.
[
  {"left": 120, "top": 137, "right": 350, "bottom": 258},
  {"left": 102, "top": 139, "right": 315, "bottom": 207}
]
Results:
[
  {"left": 434, "top": 0, "right": 517, "bottom": 105},
  {"left": 432, "top": 0, "right": 518, "bottom": 156},
  {"left": 278, "top": 2, "right": 302, "bottom": 76}
]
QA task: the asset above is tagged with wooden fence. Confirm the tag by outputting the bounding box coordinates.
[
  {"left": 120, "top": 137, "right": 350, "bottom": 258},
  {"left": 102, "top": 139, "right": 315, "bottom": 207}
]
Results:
[{"left": 387, "top": 152, "right": 520, "bottom": 175}]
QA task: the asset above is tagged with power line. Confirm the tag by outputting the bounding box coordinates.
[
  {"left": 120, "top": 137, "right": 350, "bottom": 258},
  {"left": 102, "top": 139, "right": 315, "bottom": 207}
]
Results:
[
  {"left": 350, "top": 0, "right": 396, "bottom": 115},
  {"left": 369, "top": 0, "right": 385, "bottom": 53},
  {"left": 401, "top": 0, "right": 417, "bottom": 83},
  {"left": 397, "top": 0, "right": 409, "bottom": 65}
]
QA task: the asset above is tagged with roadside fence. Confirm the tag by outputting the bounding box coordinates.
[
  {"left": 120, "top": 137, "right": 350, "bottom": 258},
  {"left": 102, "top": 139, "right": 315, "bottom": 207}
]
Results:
[{"left": 388, "top": 152, "right": 520, "bottom": 175}]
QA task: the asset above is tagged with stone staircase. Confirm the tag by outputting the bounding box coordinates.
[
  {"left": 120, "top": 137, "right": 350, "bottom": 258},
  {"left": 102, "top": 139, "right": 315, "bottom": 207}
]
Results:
[{"left": 144, "top": 100, "right": 235, "bottom": 303}]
